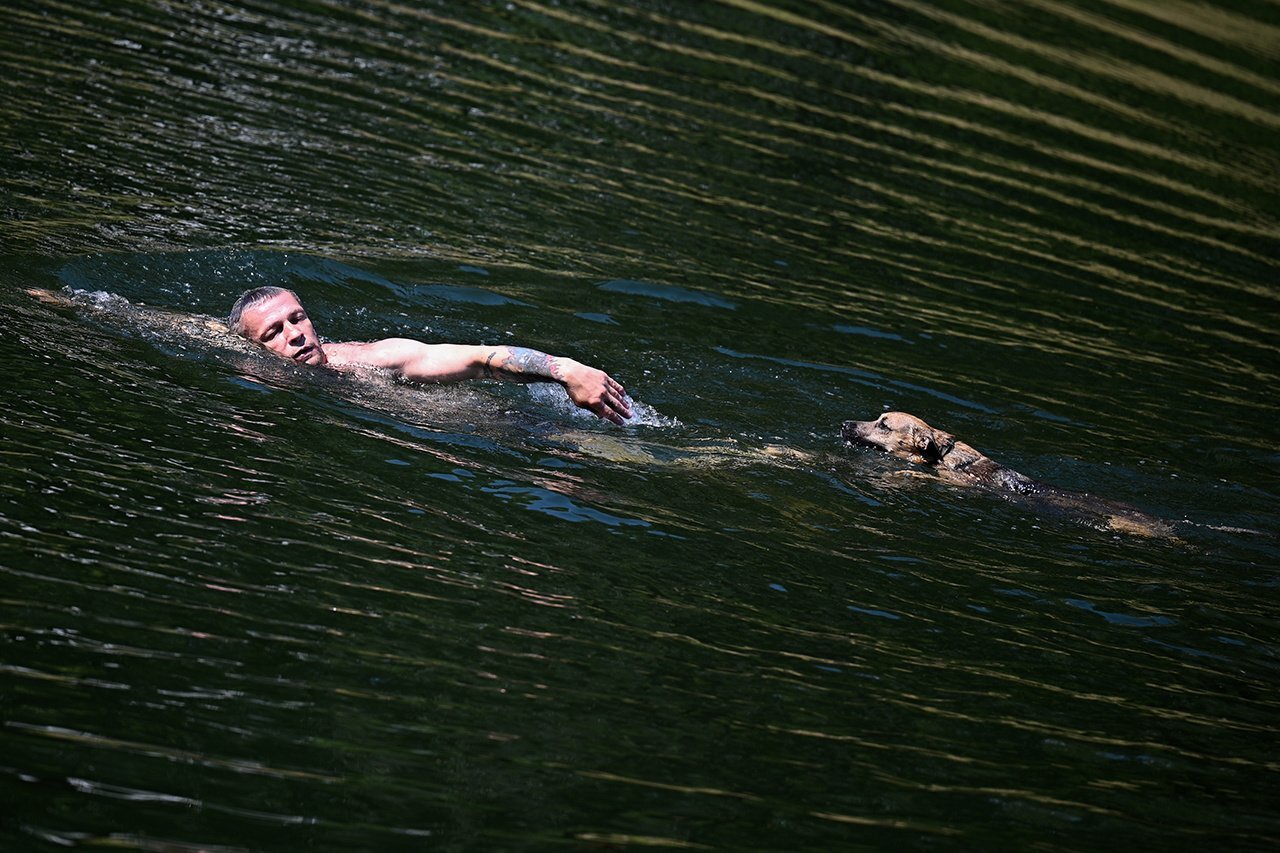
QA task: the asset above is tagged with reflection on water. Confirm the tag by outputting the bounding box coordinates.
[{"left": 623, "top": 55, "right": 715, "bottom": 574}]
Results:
[{"left": 2, "top": 0, "right": 1279, "bottom": 850}]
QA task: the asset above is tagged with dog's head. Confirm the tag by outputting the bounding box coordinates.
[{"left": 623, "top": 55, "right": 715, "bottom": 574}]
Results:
[{"left": 842, "top": 411, "right": 956, "bottom": 467}]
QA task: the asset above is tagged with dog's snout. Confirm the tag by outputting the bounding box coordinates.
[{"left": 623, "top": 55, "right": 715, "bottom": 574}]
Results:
[{"left": 841, "top": 419, "right": 872, "bottom": 443}]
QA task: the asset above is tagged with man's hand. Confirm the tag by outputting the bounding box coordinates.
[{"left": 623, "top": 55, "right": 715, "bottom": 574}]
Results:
[
  {"left": 24, "top": 287, "right": 73, "bottom": 307},
  {"left": 558, "top": 359, "right": 632, "bottom": 425}
]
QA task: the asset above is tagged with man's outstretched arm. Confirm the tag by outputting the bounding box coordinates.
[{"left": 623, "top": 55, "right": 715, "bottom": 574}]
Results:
[{"left": 325, "top": 339, "right": 632, "bottom": 424}]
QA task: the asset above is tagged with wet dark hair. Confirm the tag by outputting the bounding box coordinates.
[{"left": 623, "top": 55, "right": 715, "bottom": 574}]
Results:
[{"left": 227, "top": 286, "right": 294, "bottom": 336}]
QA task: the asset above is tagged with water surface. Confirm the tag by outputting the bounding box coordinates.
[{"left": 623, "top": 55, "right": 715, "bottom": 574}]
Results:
[{"left": 2, "top": 1, "right": 1278, "bottom": 850}]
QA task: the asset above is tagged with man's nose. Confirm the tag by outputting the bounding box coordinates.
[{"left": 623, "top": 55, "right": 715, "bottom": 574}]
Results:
[{"left": 286, "top": 325, "right": 305, "bottom": 346}]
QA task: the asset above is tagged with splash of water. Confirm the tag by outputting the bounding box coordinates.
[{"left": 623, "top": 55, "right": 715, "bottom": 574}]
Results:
[{"left": 524, "top": 382, "right": 680, "bottom": 428}]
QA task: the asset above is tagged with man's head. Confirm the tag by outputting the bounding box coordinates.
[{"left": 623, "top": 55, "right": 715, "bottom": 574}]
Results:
[{"left": 228, "top": 286, "right": 327, "bottom": 365}]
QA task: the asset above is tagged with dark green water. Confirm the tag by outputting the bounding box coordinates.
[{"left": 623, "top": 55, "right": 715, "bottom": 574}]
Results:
[{"left": 2, "top": 1, "right": 1278, "bottom": 850}]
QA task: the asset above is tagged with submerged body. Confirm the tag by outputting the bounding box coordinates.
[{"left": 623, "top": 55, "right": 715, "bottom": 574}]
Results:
[
  {"left": 843, "top": 411, "right": 1174, "bottom": 537},
  {"left": 30, "top": 284, "right": 632, "bottom": 424}
]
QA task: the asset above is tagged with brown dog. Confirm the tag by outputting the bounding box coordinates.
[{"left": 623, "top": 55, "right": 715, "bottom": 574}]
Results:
[{"left": 843, "top": 411, "right": 1173, "bottom": 537}]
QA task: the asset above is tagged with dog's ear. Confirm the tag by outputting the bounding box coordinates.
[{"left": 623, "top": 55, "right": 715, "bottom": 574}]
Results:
[{"left": 916, "top": 429, "right": 954, "bottom": 466}]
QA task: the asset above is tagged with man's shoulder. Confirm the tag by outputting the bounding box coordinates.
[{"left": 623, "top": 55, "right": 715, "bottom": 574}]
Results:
[
  {"left": 324, "top": 338, "right": 422, "bottom": 369},
  {"left": 324, "top": 340, "right": 379, "bottom": 366},
  {"left": 322, "top": 340, "right": 366, "bottom": 360}
]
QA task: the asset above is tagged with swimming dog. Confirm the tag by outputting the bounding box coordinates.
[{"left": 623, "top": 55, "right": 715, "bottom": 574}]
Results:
[{"left": 842, "top": 411, "right": 1173, "bottom": 537}]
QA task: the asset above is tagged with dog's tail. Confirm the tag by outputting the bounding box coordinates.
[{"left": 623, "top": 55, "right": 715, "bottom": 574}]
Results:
[
  {"left": 1181, "top": 521, "right": 1273, "bottom": 537},
  {"left": 1206, "top": 524, "right": 1272, "bottom": 536}
]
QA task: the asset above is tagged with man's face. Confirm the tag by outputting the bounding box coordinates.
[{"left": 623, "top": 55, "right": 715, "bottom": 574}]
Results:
[{"left": 239, "top": 291, "right": 327, "bottom": 365}]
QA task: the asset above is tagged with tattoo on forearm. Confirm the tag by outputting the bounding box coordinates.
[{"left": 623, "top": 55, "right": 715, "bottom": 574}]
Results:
[{"left": 496, "top": 347, "right": 564, "bottom": 383}]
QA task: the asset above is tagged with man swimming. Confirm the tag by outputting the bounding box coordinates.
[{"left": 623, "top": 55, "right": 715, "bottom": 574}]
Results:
[{"left": 228, "top": 286, "right": 633, "bottom": 424}]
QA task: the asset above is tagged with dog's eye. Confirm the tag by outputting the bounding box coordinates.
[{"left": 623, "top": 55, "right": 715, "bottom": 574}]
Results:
[{"left": 877, "top": 421, "right": 890, "bottom": 431}]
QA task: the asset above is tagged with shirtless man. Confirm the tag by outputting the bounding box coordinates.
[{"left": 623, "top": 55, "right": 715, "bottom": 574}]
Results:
[{"left": 228, "top": 286, "right": 633, "bottom": 424}]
